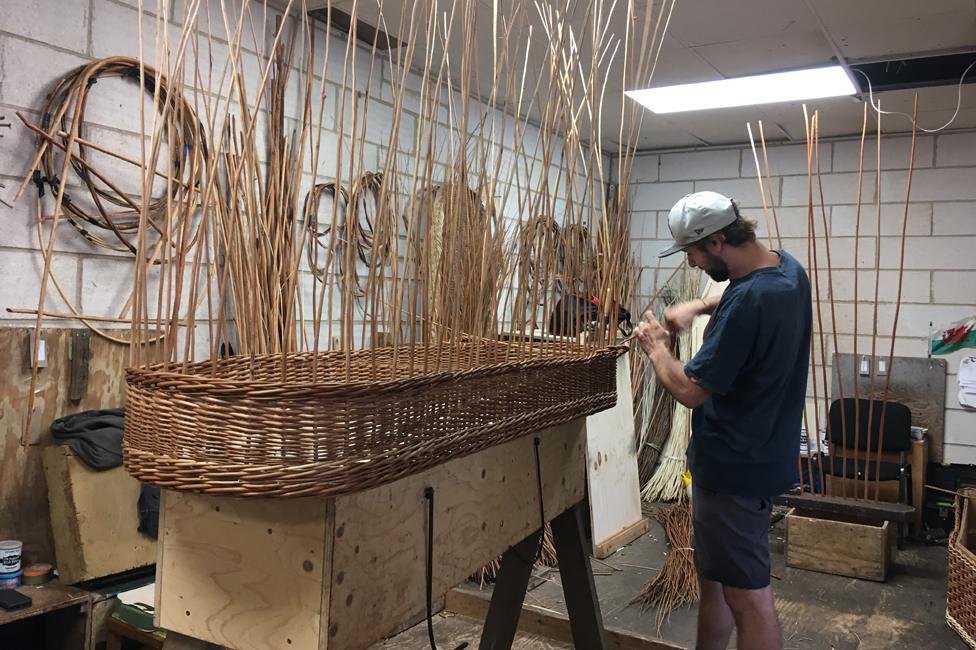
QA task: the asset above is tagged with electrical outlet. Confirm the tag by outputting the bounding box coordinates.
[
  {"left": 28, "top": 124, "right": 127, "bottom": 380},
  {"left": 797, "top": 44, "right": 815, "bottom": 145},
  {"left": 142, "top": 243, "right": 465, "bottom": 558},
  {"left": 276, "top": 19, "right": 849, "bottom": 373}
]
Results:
[
  {"left": 859, "top": 355, "right": 871, "bottom": 376},
  {"left": 331, "top": 336, "right": 341, "bottom": 350},
  {"left": 877, "top": 357, "right": 887, "bottom": 376},
  {"left": 28, "top": 331, "right": 47, "bottom": 368}
]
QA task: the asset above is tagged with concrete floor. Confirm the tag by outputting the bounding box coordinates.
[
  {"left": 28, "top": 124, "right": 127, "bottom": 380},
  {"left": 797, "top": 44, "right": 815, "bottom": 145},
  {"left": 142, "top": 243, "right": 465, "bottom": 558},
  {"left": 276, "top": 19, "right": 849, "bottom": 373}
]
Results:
[
  {"left": 384, "top": 509, "right": 964, "bottom": 649},
  {"left": 375, "top": 614, "right": 569, "bottom": 649}
]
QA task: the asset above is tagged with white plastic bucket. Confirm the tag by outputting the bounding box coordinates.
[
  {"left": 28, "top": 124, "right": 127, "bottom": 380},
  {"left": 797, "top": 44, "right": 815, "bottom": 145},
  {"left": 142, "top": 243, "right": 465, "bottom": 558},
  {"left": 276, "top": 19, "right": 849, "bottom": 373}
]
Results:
[
  {"left": 0, "top": 540, "right": 23, "bottom": 573},
  {"left": 0, "top": 569, "right": 22, "bottom": 589}
]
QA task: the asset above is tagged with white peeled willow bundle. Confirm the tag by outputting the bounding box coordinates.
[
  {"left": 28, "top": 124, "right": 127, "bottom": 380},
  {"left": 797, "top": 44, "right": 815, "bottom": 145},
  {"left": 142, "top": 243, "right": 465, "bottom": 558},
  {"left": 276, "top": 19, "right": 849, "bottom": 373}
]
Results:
[
  {"left": 641, "top": 277, "right": 725, "bottom": 502},
  {"left": 641, "top": 329, "right": 692, "bottom": 502}
]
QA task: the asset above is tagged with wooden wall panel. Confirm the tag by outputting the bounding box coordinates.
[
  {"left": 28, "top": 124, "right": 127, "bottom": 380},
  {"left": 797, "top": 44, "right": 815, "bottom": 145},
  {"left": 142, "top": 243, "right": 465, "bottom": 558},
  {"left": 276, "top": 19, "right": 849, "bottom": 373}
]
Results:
[
  {"left": 42, "top": 446, "right": 156, "bottom": 583},
  {"left": 832, "top": 353, "right": 947, "bottom": 462},
  {"left": 0, "top": 328, "right": 134, "bottom": 565}
]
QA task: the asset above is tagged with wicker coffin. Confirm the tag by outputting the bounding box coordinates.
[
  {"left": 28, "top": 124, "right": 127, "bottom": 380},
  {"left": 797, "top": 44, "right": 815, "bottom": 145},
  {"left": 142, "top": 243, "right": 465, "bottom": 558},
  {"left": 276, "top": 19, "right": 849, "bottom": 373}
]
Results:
[
  {"left": 948, "top": 487, "right": 976, "bottom": 649},
  {"left": 124, "top": 340, "right": 621, "bottom": 497}
]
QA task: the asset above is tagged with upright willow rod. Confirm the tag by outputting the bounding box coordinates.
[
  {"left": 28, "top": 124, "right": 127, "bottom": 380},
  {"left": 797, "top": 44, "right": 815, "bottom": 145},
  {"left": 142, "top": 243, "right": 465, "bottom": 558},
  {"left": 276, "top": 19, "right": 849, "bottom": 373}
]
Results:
[
  {"left": 814, "top": 113, "right": 847, "bottom": 502},
  {"left": 872, "top": 95, "right": 918, "bottom": 500},
  {"left": 746, "top": 122, "right": 773, "bottom": 247},
  {"left": 756, "top": 121, "right": 783, "bottom": 248},
  {"left": 802, "top": 105, "right": 825, "bottom": 494},
  {"left": 847, "top": 102, "right": 869, "bottom": 498},
  {"left": 864, "top": 101, "right": 884, "bottom": 499}
]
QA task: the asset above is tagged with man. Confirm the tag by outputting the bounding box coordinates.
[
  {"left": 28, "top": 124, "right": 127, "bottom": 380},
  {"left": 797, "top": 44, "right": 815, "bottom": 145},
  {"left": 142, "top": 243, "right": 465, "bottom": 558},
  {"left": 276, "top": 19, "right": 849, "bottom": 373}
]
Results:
[{"left": 634, "top": 191, "right": 811, "bottom": 650}]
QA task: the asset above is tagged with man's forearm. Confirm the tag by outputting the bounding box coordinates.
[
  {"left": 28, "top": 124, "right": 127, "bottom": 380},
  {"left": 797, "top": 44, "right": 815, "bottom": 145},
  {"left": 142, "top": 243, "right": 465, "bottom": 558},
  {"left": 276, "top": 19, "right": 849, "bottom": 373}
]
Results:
[
  {"left": 699, "top": 294, "right": 720, "bottom": 315},
  {"left": 649, "top": 346, "right": 709, "bottom": 409}
]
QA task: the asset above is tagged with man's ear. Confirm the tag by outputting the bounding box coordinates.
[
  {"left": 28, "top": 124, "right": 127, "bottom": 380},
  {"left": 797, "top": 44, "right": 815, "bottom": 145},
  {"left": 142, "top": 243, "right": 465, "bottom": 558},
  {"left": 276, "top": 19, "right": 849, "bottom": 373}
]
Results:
[{"left": 706, "top": 234, "right": 724, "bottom": 253}]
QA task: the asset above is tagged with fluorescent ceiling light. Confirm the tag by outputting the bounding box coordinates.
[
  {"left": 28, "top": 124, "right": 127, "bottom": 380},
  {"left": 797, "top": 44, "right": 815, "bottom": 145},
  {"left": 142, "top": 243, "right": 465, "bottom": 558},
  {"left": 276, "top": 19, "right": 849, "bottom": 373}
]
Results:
[{"left": 626, "top": 65, "right": 856, "bottom": 114}]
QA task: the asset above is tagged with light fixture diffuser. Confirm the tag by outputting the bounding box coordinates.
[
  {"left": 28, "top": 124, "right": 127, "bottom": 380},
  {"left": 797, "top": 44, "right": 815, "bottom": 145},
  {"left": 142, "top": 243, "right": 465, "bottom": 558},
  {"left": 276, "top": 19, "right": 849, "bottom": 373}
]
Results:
[{"left": 626, "top": 65, "right": 856, "bottom": 114}]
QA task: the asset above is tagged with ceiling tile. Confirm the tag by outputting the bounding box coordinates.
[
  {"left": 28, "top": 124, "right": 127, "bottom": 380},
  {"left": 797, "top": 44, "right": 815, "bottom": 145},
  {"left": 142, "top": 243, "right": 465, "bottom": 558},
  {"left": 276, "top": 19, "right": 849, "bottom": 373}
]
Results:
[
  {"left": 629, "top": 116, "right": 705, "bottom": 150},
  {"left": 666, "top": 0, "right": 817, "bottom": 48},
  {"left": 658, "top": 105, "right": 795, "bottom": 146},
  {"left": 754, "top": 96, "right": 876, "bottom": 141},
  {"left": 810, "top": 0, "right": 975, "bottom": 25},
  {"left": 641, "top": 46, "right": 722, "bottom": 87},
  {"left": 829, "top": 13, "right": 976, "bottom": 60},
  {"left": 692, "top": 31, "right": 834, "bottom": 77},
  {"left": 871, "top": 85, "right": 976, "bottom": 114}
]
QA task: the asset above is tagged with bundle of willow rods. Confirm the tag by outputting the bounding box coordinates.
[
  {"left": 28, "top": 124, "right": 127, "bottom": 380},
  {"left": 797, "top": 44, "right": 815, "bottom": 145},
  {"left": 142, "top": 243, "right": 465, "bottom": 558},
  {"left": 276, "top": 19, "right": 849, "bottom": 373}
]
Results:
[
  {"left": 10, "top": 55, "right": 208, "bottom": 348},
  {"left": 636, "top": 364, "right": 677, "bottom": 486},
  {"left": 29, "top": 56, "right": 204, "bottom": 255},
  {"left": 631, "top": 269, "right": 683, "bottom": 485},
  {"left": 740, "top": 100, "right": 918, "bottom": 500},
  {"left": 641, "top": 269, "right": 703, "bottom": 502},
  {"left": 416, "top": 181, "right": 506, "bottom": 342},
  {"left": 632, "top": 501, "right": 698, "bottom": 635},
  {"left": 516, "top": 214, "right": 563, "bottom": 313},
  {"left": 16, "top": 0, "right": 679, "bottom": 446},
  {"left": 304, "top": 180, "right": 348, "bottom": 282},
  {"left": 303, "top": 172, "right": 397, "bottom": 316}
]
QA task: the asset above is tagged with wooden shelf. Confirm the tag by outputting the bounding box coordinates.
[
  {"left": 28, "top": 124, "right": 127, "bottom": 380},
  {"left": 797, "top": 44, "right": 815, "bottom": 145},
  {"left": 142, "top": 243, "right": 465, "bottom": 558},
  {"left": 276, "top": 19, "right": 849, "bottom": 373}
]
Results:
[
  {"left": 0, "top": 581, "right": 92, "bottom": 650},
  {"left": 0, "top": 582, "right": 90, "bottom": 627}
]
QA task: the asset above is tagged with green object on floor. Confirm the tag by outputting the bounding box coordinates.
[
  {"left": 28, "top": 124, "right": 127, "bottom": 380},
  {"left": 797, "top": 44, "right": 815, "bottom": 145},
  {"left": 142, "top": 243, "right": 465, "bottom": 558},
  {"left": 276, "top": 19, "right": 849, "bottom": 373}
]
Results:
[{"left": 114, "top": 599, "right": 157, "bottom": 632}]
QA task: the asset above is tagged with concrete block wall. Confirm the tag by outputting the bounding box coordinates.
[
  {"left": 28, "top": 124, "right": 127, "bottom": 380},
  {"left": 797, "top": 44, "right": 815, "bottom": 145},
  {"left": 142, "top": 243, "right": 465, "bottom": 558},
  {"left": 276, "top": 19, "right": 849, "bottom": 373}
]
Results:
[
  {"left": 0, "top": 0, "right": 602, "bottom": 356},
  {"left": 628, "top": 131, "right": 976, "bottom": 465}
]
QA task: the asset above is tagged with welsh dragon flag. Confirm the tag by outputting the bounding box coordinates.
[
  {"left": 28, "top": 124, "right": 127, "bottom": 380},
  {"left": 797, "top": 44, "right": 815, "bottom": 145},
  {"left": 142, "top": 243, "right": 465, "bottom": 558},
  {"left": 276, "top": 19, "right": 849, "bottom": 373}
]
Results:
[{"left": 931, "top": 316, "right": 976, "bottom": 355}]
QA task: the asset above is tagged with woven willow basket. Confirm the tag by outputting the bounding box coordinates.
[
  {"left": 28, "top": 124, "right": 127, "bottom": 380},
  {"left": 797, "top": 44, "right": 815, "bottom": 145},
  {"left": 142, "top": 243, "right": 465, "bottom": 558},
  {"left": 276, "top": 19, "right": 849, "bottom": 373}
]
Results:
[
  {"left": 124, "top": 340, "right": 621, "bottom": 497},
  {"left": 948, "top": 487, "right": 976, "bottom": 649}
]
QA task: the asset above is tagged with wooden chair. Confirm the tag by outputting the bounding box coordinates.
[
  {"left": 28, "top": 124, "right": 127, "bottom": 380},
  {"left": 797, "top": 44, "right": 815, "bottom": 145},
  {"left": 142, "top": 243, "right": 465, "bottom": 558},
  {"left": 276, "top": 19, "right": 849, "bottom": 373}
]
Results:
[{"left": 821, "top": 398, "right": 927, "bottom": 543}]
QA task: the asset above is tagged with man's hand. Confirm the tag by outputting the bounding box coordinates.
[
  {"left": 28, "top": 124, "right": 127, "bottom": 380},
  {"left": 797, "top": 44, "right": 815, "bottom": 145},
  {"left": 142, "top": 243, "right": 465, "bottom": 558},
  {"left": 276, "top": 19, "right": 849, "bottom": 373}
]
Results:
[
  {"left": 663, "top": 299, "right": 705, "bottom": 334},
  {"left": 634, "top": 309, "right": 671, "bottom": 358},
  {"left": 634, "top": 308, "right": 711, "bottom": 408}
]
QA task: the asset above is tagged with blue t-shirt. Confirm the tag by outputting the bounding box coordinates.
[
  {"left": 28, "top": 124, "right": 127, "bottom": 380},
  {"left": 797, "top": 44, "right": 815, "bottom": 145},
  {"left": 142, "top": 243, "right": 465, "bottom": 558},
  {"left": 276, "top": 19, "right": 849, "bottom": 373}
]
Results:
[{"left": 684, "top": 250, "right": 811, "bottom": 498}]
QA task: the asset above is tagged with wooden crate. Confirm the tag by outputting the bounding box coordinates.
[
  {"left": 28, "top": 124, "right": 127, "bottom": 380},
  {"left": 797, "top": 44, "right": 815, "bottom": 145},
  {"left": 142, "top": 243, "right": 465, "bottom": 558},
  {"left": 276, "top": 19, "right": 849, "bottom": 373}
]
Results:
[
  {"left": 155, "top": 418, "right": 587, "bottom": 650},
  {"left": 42, "top": 446, "right": 156, "bottom": 584},
  {"left": 786, "top": 512, "right": 891, "bottom": 581}
]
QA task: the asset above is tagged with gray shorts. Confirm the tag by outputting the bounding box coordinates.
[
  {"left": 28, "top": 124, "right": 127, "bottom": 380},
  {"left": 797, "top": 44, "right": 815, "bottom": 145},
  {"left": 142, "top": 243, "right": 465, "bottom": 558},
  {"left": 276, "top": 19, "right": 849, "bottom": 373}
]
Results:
[{"left": 692, "top": 483, "right": 772, "bottom": 590}]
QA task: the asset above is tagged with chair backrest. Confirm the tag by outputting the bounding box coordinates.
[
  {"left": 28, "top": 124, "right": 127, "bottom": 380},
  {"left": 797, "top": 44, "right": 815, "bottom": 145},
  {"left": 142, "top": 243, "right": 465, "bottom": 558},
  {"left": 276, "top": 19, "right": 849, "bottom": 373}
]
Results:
[{"left": 827, "top": 398, "right": 912, "bottom": 452}]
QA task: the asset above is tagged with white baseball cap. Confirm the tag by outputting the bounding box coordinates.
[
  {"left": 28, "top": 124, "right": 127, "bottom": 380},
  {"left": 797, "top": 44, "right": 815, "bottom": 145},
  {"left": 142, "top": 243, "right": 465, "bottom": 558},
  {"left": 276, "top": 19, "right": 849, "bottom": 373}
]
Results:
[{"left": 659, "top": 191, "right": 737, "bottom": 257}]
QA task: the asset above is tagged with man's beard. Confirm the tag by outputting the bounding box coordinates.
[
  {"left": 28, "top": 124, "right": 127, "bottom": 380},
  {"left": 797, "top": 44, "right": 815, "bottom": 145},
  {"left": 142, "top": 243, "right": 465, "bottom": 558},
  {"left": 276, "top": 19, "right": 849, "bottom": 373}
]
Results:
[{"left": 702, "top": 251, "right": 730, "bottom": 282}]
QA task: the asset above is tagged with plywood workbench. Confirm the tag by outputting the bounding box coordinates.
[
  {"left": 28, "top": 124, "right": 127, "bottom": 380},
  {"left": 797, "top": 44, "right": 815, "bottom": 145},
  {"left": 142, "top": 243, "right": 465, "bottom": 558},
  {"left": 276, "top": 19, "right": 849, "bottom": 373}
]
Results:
[{"left": 154, "top": 418, "right": 594, "bottom": 650}]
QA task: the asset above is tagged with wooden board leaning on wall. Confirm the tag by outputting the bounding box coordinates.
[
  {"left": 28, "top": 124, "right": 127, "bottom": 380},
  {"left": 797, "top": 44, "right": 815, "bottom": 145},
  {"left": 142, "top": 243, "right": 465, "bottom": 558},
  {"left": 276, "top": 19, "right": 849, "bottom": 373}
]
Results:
[{"left": 0, "top": 327, "right": 151, "bottom": 565}]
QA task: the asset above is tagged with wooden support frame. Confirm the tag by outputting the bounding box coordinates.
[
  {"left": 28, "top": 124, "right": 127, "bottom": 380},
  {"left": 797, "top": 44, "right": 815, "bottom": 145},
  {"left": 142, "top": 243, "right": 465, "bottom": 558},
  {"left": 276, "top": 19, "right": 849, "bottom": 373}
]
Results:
[
  {"left": 155, "top": 418, "right": 589, "bottom": 650},
  {"left": 550, "top": 503, "right": 608, "bottom": 648},
  {"left": 479, "top": 530, "right": 545, "bottom": 650},
  {"left": 480, "top": 502, "right": 609, "bottom": 649},
  {"left": 446, "top": 587, "right": 686, "bottom": 650}
]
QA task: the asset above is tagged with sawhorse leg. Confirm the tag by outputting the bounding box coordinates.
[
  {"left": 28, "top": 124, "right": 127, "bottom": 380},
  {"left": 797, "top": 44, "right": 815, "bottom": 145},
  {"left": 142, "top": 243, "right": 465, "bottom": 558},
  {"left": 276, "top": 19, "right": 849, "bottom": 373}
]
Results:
[{"left": 479, "top": 501, "right": 607, "bottom": 650}]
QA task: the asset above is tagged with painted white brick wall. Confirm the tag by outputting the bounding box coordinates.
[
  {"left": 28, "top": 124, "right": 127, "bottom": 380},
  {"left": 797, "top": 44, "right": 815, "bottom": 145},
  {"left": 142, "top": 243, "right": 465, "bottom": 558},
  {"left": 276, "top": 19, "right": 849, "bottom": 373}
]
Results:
[
  {"left": 659, "top": 149, "right": 740, "bottom": 181},
  {"left": 0, "top": 0, "right": 595, "bottom": 358},
  {"left": 628, "top": 131, "right": 976, "bottom": 465}
]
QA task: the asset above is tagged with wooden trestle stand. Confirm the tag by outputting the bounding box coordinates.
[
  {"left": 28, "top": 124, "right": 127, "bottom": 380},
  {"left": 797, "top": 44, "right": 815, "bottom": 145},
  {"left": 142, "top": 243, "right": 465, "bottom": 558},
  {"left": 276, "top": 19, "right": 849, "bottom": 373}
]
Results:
[{"left": 153, "top": 417, "right": 608, "bottom": 649}]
